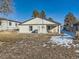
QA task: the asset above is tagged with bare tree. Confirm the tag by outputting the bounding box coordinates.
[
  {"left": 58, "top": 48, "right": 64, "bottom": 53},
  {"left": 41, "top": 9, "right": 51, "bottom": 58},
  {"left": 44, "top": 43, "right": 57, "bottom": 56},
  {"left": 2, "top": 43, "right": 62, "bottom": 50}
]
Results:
[{"left": 0, "top": 0, "right": 12, "bottom": 14}]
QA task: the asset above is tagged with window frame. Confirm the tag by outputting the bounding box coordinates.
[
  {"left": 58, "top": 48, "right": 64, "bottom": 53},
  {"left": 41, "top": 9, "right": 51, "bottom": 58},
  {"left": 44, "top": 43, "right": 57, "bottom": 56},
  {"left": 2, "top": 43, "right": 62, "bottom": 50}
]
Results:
[
  {"left": 47, "top": 25, "right": 51, "bottom": 31},
  {"left": 9, "top": 22, "right": 12, "bottom": 26},
  {"left": 29, "top": 26, "right": 33, "bottom": 31}
]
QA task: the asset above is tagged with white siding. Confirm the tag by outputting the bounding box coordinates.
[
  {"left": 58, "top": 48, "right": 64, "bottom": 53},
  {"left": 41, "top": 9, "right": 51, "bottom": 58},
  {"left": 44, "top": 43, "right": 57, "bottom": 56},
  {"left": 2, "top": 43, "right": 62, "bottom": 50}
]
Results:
[
  {"left": 7, "top": 21, "right": 17, "bottom": 30},
  {"left": 18, "top": 25, "right": 48, "bottom": 33},
  {"left": 0, "top": 20, "right": 8, "bottom": 30},
  {"left": 19, "top": 25, "right": 29, "bottom": 33},
  {"left": 0, "top": 20, "right": 19, "bottom": 31},
  {"left": 18, "top": 18, "right": 61, "bottom": 34}
]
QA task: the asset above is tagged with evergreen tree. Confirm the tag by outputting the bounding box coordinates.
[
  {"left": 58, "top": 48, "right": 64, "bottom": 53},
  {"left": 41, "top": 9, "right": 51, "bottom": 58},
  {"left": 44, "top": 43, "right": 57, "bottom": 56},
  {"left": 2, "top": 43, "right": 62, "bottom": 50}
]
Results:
[
  {"left": 40, "top": 10, "right": 46, "bottom": 19},
  {"left": 32, "top": 9, "right": 39, "bottom": 18}
]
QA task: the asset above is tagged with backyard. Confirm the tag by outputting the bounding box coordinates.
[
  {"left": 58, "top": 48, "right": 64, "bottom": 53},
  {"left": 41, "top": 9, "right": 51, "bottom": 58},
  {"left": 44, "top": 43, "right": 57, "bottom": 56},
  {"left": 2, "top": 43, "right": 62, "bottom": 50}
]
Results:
[{"left": 0, "top": 32, "right": 76, "bottom": 59}]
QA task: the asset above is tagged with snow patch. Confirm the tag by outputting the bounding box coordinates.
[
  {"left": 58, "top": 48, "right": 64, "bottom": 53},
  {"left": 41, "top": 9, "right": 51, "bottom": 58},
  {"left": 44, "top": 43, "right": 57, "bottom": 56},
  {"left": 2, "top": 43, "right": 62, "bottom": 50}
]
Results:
[{"left": 49, "top": 34, "right": 74, "bottom": 47}]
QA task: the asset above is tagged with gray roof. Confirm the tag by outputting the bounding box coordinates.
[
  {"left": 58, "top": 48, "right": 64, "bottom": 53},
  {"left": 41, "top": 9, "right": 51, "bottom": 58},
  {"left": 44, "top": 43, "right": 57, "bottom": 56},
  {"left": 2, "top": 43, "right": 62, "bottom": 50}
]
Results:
[
  {"left": 45, "top": 18, "right": 61, "bottom": 25},
  {"left": 21, "top": 18, "right": 61, "bottom": 25},
  {"left": 0, "top": 18, "right": 20, "bottom": 23}
]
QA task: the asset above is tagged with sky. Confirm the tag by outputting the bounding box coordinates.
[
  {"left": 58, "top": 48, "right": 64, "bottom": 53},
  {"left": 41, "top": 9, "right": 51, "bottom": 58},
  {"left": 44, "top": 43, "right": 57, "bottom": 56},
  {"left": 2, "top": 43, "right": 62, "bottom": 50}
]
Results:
[{"left": 0, "top": 0, "right": 79, "bottom": 24}]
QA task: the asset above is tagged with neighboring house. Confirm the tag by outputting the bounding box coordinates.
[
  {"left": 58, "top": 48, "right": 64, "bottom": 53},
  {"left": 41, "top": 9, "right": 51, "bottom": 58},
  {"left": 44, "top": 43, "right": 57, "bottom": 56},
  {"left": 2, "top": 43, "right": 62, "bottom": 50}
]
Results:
[
  {"left": 0, "top": 18, "right": 20, "bottom": 31},
  {"left": 18, "top": 18, "right": 61, "bottom": 34},
  {"left": 73, "top": 21, "right": 79, "bottom": 31},
  {"left": 73, "top": 21, "right": 79, "bottom": 36},
  {"left": 63, "top": 12, "right": 77, "bottom": 32}
]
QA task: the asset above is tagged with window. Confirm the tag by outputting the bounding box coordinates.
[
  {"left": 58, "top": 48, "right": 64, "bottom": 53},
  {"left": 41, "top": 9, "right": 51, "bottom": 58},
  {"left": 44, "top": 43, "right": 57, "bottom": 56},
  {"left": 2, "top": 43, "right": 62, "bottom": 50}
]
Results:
[
  {"left": 0, "top": 21, "right": 2, "bottom": 25},
  {"left": 29, "top": 26, "right": 33, "bottom": 31},
  {"left": 9, "top": 22, "right": 12, "bottom": 26},
  {"left": 47, "top": 26, "right": 51, "bottom": 31},
  {"left": 15, "top": 23, "right": 17, "bottom": 26}
]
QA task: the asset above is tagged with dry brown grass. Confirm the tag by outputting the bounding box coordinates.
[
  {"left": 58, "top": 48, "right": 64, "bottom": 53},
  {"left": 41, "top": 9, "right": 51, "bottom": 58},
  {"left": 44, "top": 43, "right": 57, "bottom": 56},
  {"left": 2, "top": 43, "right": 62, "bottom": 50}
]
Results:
[
  {"left": 0, "top": 41, "right": 76, "bottom": 59},
  {"left": 0, "top": 32, "right": 76, "bottom": 59},
  {"left": 0, "top": 32, "right": 52, "bottom": 42}
]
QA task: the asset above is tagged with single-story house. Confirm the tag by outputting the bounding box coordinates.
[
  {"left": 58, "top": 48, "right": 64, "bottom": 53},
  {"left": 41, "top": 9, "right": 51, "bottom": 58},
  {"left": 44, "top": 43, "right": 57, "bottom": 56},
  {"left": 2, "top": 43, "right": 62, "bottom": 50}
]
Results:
[
  {"left": 18, "top": 18, "right": 61, "bottom": 34},
  {"left": 0, "top": 18, "right": 20, "bottom": 31},
  {"left": 73, "top": 21, "right": 79, "bottom": 31},
  {"left": 73, "top": 21, "right": 79, "bottom": 36}
]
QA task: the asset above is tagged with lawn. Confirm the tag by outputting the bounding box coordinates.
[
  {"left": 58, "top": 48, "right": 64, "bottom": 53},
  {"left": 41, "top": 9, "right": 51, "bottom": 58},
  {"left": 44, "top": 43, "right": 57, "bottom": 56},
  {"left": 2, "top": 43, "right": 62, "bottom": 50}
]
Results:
[
  {"left": 0, "top": 32, "right": 52, "bottom": 42},
  {"left": 0, "top": 32, "right": 76, "bottom": 59}
]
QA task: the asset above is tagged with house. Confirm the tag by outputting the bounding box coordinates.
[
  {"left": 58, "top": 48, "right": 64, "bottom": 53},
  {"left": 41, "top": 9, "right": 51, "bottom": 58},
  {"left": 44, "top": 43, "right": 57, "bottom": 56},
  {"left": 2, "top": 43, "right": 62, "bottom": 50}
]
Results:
[
  {"left": 73, "top": 21, "right": 79, "bottom": 36},
  {"left": 0, "top": 18, "right": 20, "bottom": 31},
  {"left": 73, "top": 21, "right": 79, "bottom": 31},
  {"left": 18, "top": 18, "right": 61, "bottom": 34},
  {"left": 63, "top": 12, "right": 77, "bottom": 32}
]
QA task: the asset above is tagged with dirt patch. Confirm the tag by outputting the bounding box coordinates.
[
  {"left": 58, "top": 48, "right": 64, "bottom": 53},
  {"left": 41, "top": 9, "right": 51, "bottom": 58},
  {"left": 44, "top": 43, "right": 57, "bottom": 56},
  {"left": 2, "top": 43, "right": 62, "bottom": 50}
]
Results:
[
  {"left": 0, "top": 40, "right": 76, "bottom": 59},
  {"left": 0, "top": 33, "right": 76, "bottom": 59}
]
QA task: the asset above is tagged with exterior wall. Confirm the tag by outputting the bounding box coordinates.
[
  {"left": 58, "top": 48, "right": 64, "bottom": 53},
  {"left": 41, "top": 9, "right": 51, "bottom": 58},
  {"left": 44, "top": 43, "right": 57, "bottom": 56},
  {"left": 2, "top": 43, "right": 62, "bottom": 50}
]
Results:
[
  {"left": 38, "top": 25, "right": 47, "bottom": 33},
  {"left": 18, "top": 25, "right": 48, "bottom": 33},
  {"left": 0, "top": 20, "right": 8, "bottom": 30},
  {"left": 18, "top": 25, "right": 61, "bottom": 34},
  {"left": 19, "top": 25, "right": 29, "bottom": 33},
  {"left": 0, "top": 20, "right": 19, "bottom": 31},
  {"left": 7, "top": 21, "right": 18, "bottom": 30},
  {"left": 18, "top": 18, "right": 61, "bottom": 34}
]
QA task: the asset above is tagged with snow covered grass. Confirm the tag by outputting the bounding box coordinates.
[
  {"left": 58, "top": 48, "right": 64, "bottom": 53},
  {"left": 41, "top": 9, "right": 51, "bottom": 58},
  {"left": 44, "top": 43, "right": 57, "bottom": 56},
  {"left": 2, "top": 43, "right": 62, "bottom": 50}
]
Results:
[
  {"left": 49, "top": 33, "right": 74, "bottom": 47},
  {"left": 50, "top": 36, "right": 73, "bottom": 46}
]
